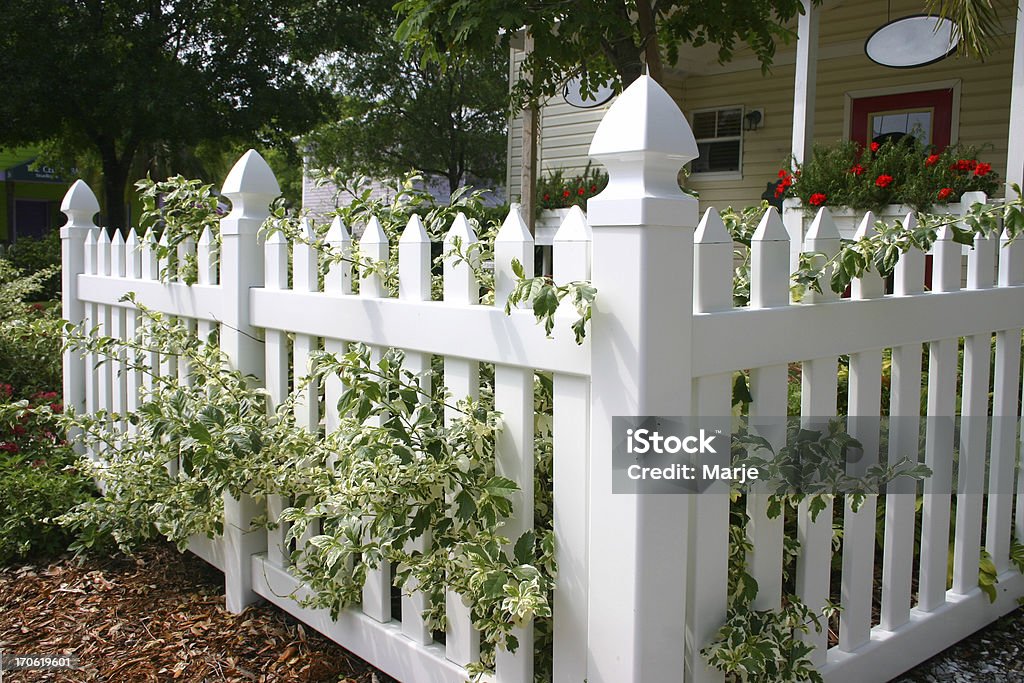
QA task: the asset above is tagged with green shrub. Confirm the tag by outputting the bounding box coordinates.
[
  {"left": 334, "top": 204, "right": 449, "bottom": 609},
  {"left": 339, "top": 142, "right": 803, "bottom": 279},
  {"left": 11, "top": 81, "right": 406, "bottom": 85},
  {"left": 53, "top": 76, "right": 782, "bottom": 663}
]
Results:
[
  {"left": 0, "top": 259, "right": 95, "bottom": 565},
  {"left": 0, "top": 259, "right": 64, "bottom": 397},
  {"left": 0, "top": 394, "right": 94, "bottom": 565},
  {"left": 7, "top": 230, "right": 62, "bottom": 300}
]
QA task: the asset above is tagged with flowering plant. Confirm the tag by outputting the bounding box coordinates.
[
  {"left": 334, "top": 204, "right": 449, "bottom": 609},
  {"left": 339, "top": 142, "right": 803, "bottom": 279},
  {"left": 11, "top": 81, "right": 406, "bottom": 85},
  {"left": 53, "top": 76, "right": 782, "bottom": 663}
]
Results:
[
  {"left": 777, "top": 139, "right": 1000, "bottom": 213},
  {"left": 535, "top": 164, "right": 609, "bottom": 212}
]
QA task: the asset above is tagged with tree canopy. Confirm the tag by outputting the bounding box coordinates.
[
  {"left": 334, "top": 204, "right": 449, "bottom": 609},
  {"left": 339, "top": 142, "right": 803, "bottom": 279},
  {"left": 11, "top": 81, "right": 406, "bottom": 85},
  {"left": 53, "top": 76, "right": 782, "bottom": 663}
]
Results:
[
  {"left": 394, "top": 0, "right": 813, "bottom": 105},
  {"left": 0, "top": 0, "right": 385, "bottom": 228},
  {"left": 307, "top": 21, "right": 508, "bottom": 195}
]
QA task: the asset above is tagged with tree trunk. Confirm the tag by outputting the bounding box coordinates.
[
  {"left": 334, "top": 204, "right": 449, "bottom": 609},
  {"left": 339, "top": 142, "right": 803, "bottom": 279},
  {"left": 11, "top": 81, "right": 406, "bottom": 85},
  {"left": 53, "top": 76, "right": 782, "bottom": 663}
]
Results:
[
  {"left": 636, "top": 0, "right": 663, "bottom": 82},
  {"left": 98, "top": 140, "right": 132, "bottom": 232}
]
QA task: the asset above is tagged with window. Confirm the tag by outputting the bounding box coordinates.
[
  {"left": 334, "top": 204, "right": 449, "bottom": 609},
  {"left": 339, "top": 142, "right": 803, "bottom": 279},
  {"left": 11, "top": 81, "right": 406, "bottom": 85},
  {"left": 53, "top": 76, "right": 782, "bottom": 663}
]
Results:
[
  {"left": 690, "top": 107, "right": 743, "bottom": 176},
  {"left": 13, "top": 200, "right": 52, "bottom": 241},
  {"left": 849, "top": 88, "right": 954, "bottom": 149}
]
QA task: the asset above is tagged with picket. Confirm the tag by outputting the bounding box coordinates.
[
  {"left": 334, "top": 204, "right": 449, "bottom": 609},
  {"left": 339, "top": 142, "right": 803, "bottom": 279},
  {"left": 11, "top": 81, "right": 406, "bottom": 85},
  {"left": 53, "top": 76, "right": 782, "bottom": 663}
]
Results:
[
  {"left": 746, "top": 208, "right": 789, "bottom": 613},
  {"left": 58, "top": 76, "right": 1024, "bottom": 683},
  {"left": 550, "top": 205, "right": 591, "bottom": 683},
  {"left": 838, "top": 212, "right": 883, "bottom": 651}
]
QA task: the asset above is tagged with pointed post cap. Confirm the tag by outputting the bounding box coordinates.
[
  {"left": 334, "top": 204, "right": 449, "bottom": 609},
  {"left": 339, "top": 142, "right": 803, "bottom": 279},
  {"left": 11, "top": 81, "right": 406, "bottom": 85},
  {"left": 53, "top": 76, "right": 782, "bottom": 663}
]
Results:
[
  {"left": 587, "top": 75, "right": 698, "bottom": 227},
  {"left": 553, "top": 205, "right": 592, "bottom": 242},
  {"left": 362, "top": 216, "right": 388, "bottom": 245},
  {"left": 326, "top": 216, "right": 351, "bottom": 244},
  {"left": 853, "top": 211, "right": 878, "bottom": 240},
  {"left": 752, "top": 207, "right": 789, "bottom": 242},
  {"left": 444, "top": 212, "right": 477, "bottom": 244},
  {"left": 60, "top": 180, "right": 100, "bottom": 233},
  {"left": 589, "top": 76, "right": 697, "bottom": 161},
  {"left": 496, "top": 204, "right": 532, "bottom": 243},
  {"left": 221, "top": 149, "right": 280, "bottom": 221},
  {"left": 806, "top": 207, "right": 841, "bottom": 241},
  {"left": 400, "top": 214, "right": 429, "bottom": 243},
  {"left": 695, "top": 208, "right": 731, "bottom": 244}
]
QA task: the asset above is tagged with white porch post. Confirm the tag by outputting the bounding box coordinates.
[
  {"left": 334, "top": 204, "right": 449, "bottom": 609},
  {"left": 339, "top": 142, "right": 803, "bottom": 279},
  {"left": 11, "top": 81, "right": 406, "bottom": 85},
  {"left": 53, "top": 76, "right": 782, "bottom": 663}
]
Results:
[
  {"left": 791, "top": 0, "right": 819, "bottom": 165},
  {"left": 787, "top": 0, "right": 820, "bottom": 273},
  {"left": 585, "top": 75, "right": 698, "bottom": 682},
  {"left": 1005, "top": 0, "right": 1024, "bottom": 193}
]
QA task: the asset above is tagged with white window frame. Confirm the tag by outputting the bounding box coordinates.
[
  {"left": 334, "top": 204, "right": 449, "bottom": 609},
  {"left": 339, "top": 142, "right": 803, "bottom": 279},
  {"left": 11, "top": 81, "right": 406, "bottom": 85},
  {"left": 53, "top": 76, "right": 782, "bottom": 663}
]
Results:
[{"left": 689, "top": 105, "right": 744, "bottom": 181}]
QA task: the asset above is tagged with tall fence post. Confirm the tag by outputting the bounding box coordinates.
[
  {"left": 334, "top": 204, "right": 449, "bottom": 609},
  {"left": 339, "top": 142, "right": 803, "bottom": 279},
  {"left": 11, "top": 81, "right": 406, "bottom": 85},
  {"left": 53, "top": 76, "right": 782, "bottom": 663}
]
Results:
[
  {"left": 218, "top": 150, "right": 278, "bottom": 613},
  {"left": 60, "top": 181, "right": 101, "bottom": 450},
  {"left": 585, "top": 75, "right": 699, "bottom": 682}
]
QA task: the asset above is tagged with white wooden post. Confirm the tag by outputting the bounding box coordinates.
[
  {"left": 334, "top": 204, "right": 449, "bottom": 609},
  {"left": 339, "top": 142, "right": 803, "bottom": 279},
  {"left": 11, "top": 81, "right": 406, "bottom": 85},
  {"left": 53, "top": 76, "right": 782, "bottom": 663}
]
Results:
[
  {"left": 747, "top": 208, "right": 790, "bottom": 612},
  {"left": 881, "top": 212, "right": 925, "bottom": 632},
  {"left": 840, "top": 212, "right": 883, "bottom": 651},
  {"left": 219, "top": 149, "right": 278, "bottom": 613},
  {"left": 442, "top": 212, "right": 481, "bottom": 666},
  {"left": 918, "top": 222, "right": 961, "bottom": 613},
  {"left": 493, "top": 205, "right": 536, "bottom": 682},
  {"left": 1005, "top": 0, "right": 1024, "bottom": 193},
  {"left": 689, "top": 208, "right": 732, "bottom": 683},
  {"left": 585, "top": 75, "right": 698, "bottom": 682},
  {"left": 987, "top": 224, "right": 1023, "bottom": 571},
  {"left": 551, "top": 206, "right": 592, "bottom": 683},
  {"left": 397, "top": 213, "right": 433, "bottom": 646},
  {"left": 798, "top": 208, "right": 839, "bottom": 666},
  {"left": 60, "top": 181, "right": 100, "bottom": 450},
  {"left": 791, "top": 0, "right": 819, "bottom": 166}
]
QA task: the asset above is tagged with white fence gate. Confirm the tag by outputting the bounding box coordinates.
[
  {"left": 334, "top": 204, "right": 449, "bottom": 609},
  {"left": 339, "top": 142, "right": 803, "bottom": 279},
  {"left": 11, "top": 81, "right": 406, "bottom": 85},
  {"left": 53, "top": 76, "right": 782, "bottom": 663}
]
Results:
[{"left": 60, "top": 76, "right": 1024, "bottom": 682}]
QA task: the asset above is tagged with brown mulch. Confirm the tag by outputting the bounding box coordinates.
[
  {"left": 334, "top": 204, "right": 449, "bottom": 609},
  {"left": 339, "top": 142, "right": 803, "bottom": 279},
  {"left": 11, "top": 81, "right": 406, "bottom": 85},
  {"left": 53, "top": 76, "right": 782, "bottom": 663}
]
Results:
[{"left": 0, "top": 543, "right": 390, "bottom": 682}]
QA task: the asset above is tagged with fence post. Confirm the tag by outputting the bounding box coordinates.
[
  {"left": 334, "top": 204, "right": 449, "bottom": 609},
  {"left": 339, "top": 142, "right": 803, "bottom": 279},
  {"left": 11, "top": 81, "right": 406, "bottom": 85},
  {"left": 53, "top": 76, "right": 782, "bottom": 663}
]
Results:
[
  {"left": 585, "top": 75, "right": 699, "bottom": 682},
  {"left": 218, "top": 149, "right": 278, "bottom": 613},
  {"left": 60, "top": 181, "right": 100, "bottom": 451}
]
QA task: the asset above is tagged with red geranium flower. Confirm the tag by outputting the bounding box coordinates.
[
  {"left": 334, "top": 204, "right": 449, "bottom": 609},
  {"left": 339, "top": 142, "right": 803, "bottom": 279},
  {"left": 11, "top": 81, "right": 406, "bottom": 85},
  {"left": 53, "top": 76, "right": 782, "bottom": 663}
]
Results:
[
  {"left": 543, "top": 193, "right": 550, "bottom": 201},
  {"left": 12, "top": 424, "right": 26, "bottom": 436},
  {"left": 577, "top": 187, "right": 585, "bottom": 196},
  {"left": 953, "top": 159, "right": 978, "bottom": 171},
  {"left": 870, "top": 142, "right": 880, "bottom": 152},
  {"left": 975, "top": 162, "right": 992, "bottom": 176},
  {"left": 0, "top": 384, "right": 11, "bottom": 398},
  {"left": 778, "top": 169, "right": 789, "bottom": 179},
  {"left": 0, "top": 442, "right": 19, "bottom": 454},
  {"left": 590, "top": 184, "right": 598, "bottom": 193},
  {"left": 562, "top": 189, "right": 571, "bottom": 198},
  {"left": 809, "top": 193, "right": 828, "bottom": 206},
  {"left": 849, "top": 164, "right": 864, "bottom": 176},
  {"left": 937, "top": 187, "right": 953, "bottom": 200},
  {"left": 50, "top": 403, "right": 62, "bottom": 413},
  {"left": 925, "top": 154, "right": 941, "bottom": 166},
  {"left": 875, "top": 174, "right": 894, "bottom": 188}
]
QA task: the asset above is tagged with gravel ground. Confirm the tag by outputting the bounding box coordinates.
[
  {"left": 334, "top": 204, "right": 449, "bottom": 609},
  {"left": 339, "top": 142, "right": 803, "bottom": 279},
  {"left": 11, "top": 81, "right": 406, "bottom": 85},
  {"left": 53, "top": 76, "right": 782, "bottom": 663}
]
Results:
[{"left": 894, "top": 608, "right": 1024, "bottom": 682}]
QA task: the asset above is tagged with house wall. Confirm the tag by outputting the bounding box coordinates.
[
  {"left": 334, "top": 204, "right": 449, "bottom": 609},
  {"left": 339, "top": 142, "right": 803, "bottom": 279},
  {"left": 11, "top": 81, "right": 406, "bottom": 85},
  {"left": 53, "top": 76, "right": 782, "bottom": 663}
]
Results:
[
  {"left": 509, "top": 0, "right": 1018, "bottom": 211},
  {"left": 685, "top": 0, "right": 1015, "bottom": 209}
]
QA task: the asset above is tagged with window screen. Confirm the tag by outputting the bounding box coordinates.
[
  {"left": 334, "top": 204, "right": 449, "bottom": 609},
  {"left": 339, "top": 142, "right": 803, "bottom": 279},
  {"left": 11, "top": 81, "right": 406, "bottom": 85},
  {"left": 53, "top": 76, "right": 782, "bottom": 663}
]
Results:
[{"left": 691, "top": 107, "right": 743, "bottom": 174}]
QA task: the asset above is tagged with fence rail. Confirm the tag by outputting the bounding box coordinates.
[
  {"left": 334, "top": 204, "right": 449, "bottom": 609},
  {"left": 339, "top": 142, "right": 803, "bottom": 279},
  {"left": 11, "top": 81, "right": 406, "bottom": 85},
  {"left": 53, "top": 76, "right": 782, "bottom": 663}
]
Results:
[{"left": 61, "top": 76, "right": 1024, "bottom": 683}]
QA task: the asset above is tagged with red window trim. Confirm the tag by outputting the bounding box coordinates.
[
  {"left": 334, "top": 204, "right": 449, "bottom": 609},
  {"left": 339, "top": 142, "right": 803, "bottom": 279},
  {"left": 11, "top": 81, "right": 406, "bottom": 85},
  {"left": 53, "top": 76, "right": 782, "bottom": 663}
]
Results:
[{"left": 850, "top": 89, "right": 954, "bottom": 150}]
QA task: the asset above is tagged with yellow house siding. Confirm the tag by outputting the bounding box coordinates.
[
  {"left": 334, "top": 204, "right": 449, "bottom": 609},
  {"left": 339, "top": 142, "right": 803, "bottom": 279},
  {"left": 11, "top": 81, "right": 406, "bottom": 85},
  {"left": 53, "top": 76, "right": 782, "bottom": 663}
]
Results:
[{"left": 507, "top": 0, "right": 1017, "bottom": 210}]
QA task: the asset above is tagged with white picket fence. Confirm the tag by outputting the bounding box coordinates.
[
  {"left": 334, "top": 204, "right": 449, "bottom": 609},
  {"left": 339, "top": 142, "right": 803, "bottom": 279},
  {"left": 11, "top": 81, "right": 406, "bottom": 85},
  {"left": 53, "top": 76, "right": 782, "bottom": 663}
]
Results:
[{"left": 60, "top": 76, "right": 1024, "bottom": 683}]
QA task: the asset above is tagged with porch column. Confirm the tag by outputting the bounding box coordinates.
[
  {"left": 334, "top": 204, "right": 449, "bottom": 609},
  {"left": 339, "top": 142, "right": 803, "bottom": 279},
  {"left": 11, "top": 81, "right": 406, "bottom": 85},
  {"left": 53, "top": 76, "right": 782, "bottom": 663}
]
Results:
[
  {"left": 1005, "top": 0, "right": 1024, "bottom": 193},
  {"left": 787, "top": 0, "right": 820, "bottom": 273},
  {"left": 791, "top": 0, "right": 819, "bottom": 165}
]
